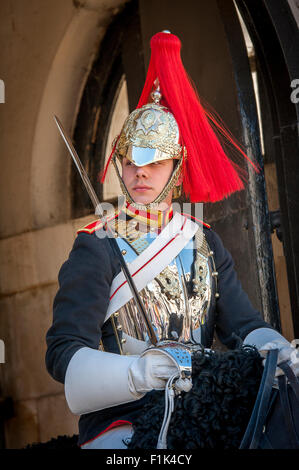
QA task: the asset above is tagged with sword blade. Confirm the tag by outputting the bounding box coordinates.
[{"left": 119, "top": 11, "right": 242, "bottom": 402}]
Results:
[
  {"left": 54, "top": 115, "right": 101, "bottom": 212},
  {"left": 53, "top": 115, "right": 158, "bottom": 346}
]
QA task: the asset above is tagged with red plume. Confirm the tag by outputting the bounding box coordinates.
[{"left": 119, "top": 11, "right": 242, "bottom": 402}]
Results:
[
  {"left": 101, "top": 135, "right": 120, "bottom": 183},
  {"left": 137, "top": 32, "right": 259, "bottom": 203}
]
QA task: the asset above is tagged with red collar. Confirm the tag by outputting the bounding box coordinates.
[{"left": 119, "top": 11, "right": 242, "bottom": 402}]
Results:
[{"left": 122, "top": 201, "right": 173, "bottom": 232}]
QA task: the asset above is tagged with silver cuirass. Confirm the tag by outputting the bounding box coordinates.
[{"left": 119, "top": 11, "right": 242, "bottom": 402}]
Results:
[{"left": 105, "top": 219, "right": 217, "bottom": 355}]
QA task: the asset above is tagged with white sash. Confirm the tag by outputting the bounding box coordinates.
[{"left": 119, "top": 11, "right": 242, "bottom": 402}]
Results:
[{"left": 105, "top": 213, "right": 199, "bottom": 321}]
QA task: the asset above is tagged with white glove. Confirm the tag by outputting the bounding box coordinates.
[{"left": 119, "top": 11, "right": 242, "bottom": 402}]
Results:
[
  {"left": 244, "top": 328, "right": 299, "bottom": 377},
  {"left": 64, "top": 347, "right": 144, "bottom": 415},
  {"left": 65, "top": 347, "right": 186, "bottom": 416},
  {"left": 259, "top": 339, "right": 299, "bottom": 377},
  {"left": 128, "top": 349, "right": 180, "bottom": 395}
]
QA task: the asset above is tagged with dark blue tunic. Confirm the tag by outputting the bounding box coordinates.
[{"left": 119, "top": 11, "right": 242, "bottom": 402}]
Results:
[{"left": 45, "top": 225, "right": 271, "bottom": 445}]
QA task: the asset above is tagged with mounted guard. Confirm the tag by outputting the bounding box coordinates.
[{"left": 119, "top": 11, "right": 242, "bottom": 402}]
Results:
[{"left": 46, "top": 31, "right": 298, "bottom": 450}]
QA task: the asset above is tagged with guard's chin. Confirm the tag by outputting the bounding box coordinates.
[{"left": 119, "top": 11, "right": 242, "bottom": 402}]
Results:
[{"left": 129, "top": 192, "right": 155, "bottom": 206}]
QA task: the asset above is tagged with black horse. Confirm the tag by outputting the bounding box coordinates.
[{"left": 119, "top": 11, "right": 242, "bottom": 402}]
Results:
[
  {"left": 26, "top": 346, "right": 263, "bottom": 450},
  {"left": 127, "top": 345, "right": 263, "bottom": 449}
]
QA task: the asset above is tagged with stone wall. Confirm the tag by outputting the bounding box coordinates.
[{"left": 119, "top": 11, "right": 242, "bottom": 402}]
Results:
[{"left": 0, "top": 0, "right": 127, "bottom": 448}]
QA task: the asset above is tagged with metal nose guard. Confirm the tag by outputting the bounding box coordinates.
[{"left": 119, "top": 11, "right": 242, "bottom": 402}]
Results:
[{"left": 129, "top": 146, "right": 171, "bottom": 166}]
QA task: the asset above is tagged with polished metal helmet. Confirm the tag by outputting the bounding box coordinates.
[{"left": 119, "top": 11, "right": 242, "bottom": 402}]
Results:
[
  {"left": 109, "top": 86, "right": 184, "bottom": 208},
  {"left": 115, "top": 103, "right": 182, "bottom": 166}
]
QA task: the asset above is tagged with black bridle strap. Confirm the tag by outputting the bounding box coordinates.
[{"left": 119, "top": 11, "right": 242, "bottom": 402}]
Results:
[
  {"left": 239, "top": 349, "right": 278, "bottom": 449},
  {"left": 278, "top": 373, "right": 299, "bottom": 448}
]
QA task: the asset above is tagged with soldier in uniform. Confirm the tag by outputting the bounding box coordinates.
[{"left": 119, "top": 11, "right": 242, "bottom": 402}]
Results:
[{"left": 45, "top": 32, "right": 298, "bottom": 449}]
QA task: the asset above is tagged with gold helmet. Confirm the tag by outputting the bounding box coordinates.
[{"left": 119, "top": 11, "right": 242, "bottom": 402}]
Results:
[
  {"left": 115, "top": 103, "right": 182, "bottom": 166},
  {"left": 108, "top": 85, "right": 184, "bottom": 207}
]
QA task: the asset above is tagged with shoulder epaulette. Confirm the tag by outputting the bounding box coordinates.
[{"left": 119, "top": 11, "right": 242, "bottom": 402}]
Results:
[
  {"left": 182, "top": 213, "right": 211, "bottom": 229},
  {"left": 77, "top": 211, "right": 120, "bottom": 235}
]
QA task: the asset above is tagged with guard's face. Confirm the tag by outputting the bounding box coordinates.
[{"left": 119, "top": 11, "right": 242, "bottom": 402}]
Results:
[{"left": 121, "top": 157, "right": 174, "bottom": 205}]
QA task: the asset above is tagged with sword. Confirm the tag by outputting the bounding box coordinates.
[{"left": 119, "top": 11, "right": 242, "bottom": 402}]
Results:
[{"left": 54, "top": 115, "right": 158, "bottom": 346}]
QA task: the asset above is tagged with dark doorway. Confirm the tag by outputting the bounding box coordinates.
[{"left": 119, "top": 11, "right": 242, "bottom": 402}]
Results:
[
  {"left": 234, "top": 0, "right": 299, "bottom": 338},
  {"left": 72, "top": 0, "right": 144, "bottom": 217}
]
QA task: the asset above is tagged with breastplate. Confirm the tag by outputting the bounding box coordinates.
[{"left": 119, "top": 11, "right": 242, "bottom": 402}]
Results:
[{"left": 107, "top": 220, "right": 217, "bottom": 355}]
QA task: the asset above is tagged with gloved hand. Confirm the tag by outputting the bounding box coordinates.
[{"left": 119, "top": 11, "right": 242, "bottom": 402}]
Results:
[
  {"left": 128, "top": 349, "right": 181, "bottom": 395},
  {"left": 259, "top": 339, "right": 299, "bottom": 377}
]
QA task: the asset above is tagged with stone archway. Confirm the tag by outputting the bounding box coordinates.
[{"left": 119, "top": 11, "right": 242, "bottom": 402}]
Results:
[{"left": 30, "top": 0, "right": 128, "bottom": 230}]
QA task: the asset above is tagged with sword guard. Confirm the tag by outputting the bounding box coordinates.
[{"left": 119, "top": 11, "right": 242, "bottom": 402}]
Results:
[{"left": 145, "top": 340, "right": 192, "bottom": 379}]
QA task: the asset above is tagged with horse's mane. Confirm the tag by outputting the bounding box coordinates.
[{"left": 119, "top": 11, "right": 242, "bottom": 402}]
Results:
[{"left": 128, "top": 346, "right": 263, "bottom": 449}]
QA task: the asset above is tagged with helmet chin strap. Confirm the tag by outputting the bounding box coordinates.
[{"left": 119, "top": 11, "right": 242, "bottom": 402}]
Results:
[{"left": 112, "top": 154, "right": 183, "bottom": 211}]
